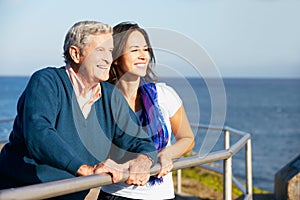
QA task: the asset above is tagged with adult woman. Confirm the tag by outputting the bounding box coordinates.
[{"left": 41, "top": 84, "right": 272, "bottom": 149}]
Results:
[{"left": 100, "top": 22, "right": 194, "bottom": 200}]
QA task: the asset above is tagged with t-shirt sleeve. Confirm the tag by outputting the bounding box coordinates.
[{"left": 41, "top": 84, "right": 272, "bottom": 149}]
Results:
[{"left": 157, "top": 83, "right": 182, "bottom": 117}]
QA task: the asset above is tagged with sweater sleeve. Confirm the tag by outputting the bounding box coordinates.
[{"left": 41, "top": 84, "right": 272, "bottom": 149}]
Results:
[
  {"left": 21, "top": 69, "right": 84, "bottom": 175},
  {"left": 108, "top": 85, "right": 158, "bottom": 165}
]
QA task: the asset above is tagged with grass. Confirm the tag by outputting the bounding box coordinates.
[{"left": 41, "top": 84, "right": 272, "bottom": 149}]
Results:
[{"left": 172, "top": 165, "right": 270, "bottom": 199}]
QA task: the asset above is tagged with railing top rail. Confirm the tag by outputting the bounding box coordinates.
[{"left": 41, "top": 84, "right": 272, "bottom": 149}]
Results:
[
  {"left": 190, "top": 123, "right": 249, "bottom": 137},
  {"left": 224, "top": 126, "right": 250, "bottom": 137},
  {"left": 190, "top": 123, "right": 224, "bottom": 131},
  {"left": 0, "top": 118, "right": 14, "bottom": 123}
]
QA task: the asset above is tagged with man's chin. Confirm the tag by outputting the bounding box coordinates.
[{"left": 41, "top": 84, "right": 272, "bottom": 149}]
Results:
[{"left": 98, "top": 75, "right": 109, "bottom": 82}]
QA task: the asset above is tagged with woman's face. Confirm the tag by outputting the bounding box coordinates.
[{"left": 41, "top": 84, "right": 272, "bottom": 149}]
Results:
[{"left": 118, "top": 31, "right": 150, "bottom": 78}]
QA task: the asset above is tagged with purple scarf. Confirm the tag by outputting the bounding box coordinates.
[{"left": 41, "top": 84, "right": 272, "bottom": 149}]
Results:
[{"left": 138, "top": 78, "right": 169, "bottom": 185}]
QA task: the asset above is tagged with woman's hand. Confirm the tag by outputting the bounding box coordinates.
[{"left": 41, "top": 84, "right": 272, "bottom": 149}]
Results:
[
  {"left": 124, "top": 154, "right": 153, "bottom": 186},
  {"left": 157, "top": 150, "right": 173, "bottom": 178}
]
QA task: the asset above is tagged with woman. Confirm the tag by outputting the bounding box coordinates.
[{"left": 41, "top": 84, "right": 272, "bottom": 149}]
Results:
[{"left": 100, "top": 22, "right": 195, "bottom": 200}]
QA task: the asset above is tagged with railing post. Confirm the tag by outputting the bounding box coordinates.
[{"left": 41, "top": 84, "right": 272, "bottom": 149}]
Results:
[
  {"left": 246, "top": 137, "right": 253, "bottom": 199},
  {"left": 223, "top": 130, "right": 232, "bottom": 200},
  {"left": 177, "top": 169, "right": 182, "bottom": 194}
]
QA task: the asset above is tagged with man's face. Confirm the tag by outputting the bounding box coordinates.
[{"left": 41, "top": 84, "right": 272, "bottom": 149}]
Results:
[{"left": 78, "top": 33, "right": 113, "bottom": 84}]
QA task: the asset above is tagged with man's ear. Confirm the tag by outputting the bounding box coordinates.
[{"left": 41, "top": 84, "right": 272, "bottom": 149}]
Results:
[{"left": 69, "top": 46, "right": 81, "bottom": 64}]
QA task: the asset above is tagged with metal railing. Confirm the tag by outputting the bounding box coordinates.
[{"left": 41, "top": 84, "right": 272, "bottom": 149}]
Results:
[
  {"left": 0, "top": 118, "right": 14, "bottom": 123},
  {"left": 176, "top": 124, "right": 253, "bottom": 200},
  {"left": 0, "top": 124, "right": 252, "bottom": 200}
]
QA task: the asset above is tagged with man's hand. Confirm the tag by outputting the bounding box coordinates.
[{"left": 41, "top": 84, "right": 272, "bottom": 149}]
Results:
[
  {"left": 76, "top": 164, "right": 94, "bottom": 176},
  {"left": 124, "top": 154, "right": 153, "bottom": 186},
  {"left": 93, "top": 159, "right": 128, "bottom": 183}
]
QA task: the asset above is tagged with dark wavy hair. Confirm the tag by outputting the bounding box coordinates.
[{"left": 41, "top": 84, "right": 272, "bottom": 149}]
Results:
[{"left": 108, "top": 22, "right": 158, "bottom": 84}]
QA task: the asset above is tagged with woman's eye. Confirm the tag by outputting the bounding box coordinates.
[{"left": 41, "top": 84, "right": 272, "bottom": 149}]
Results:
[
  {"left": 144, "top": 48, "right": 149, "bottom": 51},
  {"left": 131, "top": 49, "right": 138, "bottom": 52}
]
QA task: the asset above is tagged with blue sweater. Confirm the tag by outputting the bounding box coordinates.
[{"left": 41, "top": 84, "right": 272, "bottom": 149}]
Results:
[{"left": 0, "top": 67, "right": 157, "bottom": 199}]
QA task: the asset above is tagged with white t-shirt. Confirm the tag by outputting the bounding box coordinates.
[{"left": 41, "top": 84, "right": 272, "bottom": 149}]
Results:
[{"left": 101, "top": 83, "right": 182, "bottom": 200}]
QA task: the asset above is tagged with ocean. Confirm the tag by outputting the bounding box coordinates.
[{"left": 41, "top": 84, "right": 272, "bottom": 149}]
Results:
[{"left": 0, "top": 76, "right": 299, "bottom": 192}]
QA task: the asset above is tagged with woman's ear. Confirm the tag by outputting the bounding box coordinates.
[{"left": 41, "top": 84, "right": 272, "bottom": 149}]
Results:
[{"left": 69, "top": 46, "right": 81, "bottom": 64}]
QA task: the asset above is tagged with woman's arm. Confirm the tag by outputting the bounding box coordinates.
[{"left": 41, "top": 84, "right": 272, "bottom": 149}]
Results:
[{"left": 157, "top": 105, "right": 194, "bottom": 177}]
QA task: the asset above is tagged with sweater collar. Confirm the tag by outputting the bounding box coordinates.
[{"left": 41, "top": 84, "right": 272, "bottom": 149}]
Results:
[{"left": 65, "top": 65, "right": 101, "bottom": 98}]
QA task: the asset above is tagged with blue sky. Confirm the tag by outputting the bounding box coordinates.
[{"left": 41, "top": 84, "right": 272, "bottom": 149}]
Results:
[{"left": 0, "top": 0, "right": 300, "bottom": 78}]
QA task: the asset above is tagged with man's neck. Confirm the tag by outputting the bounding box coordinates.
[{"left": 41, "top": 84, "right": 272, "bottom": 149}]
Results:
[{"left": 67, "top": 64, "right": 99, "bottom": 96}]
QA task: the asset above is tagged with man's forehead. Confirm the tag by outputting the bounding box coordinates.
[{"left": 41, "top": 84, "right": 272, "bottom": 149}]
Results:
[{"left": 88, "top": 33, "right": 113, "bottom": 45}]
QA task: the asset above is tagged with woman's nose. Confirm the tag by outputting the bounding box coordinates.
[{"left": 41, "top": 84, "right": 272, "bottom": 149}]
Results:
[{"left": 138, "top": 50, "right": 147, "bottom": 60}]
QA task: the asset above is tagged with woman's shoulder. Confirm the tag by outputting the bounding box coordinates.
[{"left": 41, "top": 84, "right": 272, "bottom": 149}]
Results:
[
  {"left": 155, "top": 82, "right": 179, "bottom": 98},
  {"left": 155, "top": 82, "right": 182, "bottom": 113},
  {"left": 156, "top": 82, "right": 170, "bottom": 91},
  {"left": 156, "top": 82, "right": 182, "bottom": 104}
]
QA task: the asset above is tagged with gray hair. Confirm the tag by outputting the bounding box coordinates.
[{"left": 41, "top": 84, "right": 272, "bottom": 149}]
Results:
[{"left": 63, "top": 20, "right": 112, "bottom": 64}]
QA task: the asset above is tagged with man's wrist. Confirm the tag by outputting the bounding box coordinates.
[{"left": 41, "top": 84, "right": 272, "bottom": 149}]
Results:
[{"left": 140, "top": 154, "right": 153, "bottom": 165}]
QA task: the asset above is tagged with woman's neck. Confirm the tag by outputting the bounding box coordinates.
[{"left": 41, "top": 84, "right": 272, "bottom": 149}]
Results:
[{"left": 117, "top": 77, "right": 142, "bottom": 112}]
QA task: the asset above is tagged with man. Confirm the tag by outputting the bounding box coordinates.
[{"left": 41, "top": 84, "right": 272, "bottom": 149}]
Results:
[{"left": 0, "top": 21, "right": 157, "bottom": 199}]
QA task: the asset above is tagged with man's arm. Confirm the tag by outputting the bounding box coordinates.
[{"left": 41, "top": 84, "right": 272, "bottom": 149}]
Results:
[{"left": 22, "top": 69, "right": 85, "bottom": 175}]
